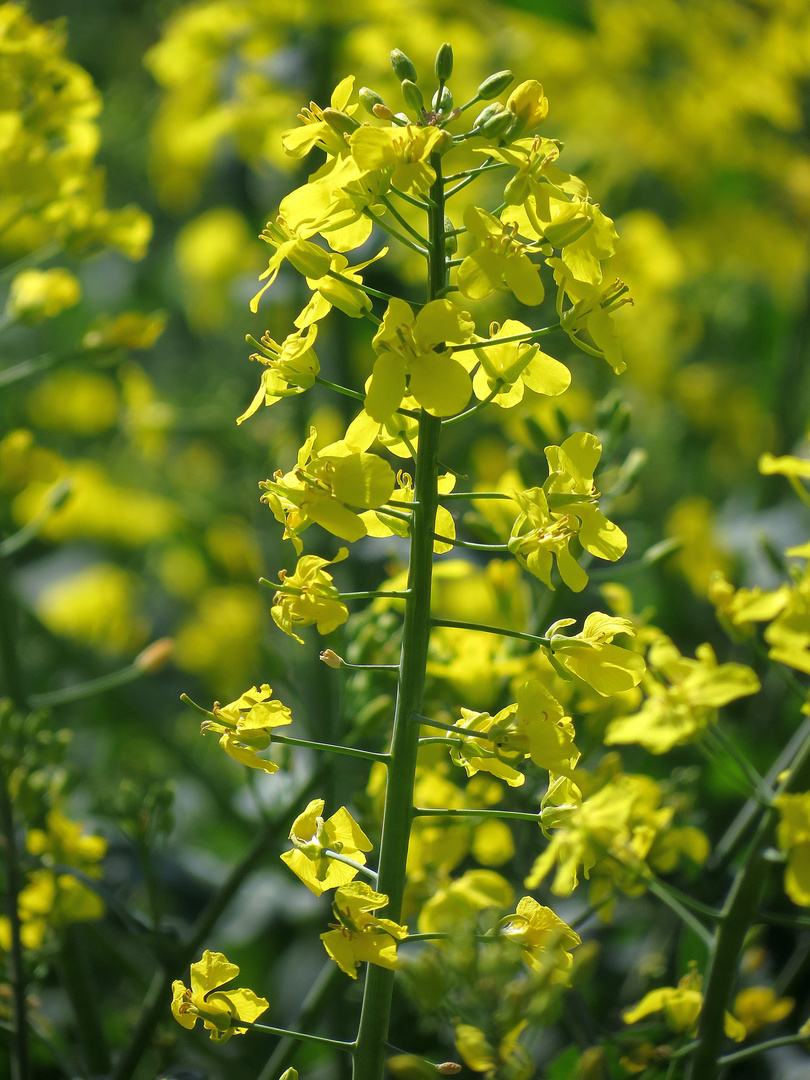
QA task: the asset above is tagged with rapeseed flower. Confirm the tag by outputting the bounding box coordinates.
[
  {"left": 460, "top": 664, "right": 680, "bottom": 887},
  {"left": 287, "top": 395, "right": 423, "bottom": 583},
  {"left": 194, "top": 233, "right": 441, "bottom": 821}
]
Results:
[
  {"left": 270, "top": 549, "right": 349, "bottom": 644},
  {"left": 171, "top": 951, "right": 268, "bottom": 1042},
  {"left": 281, "top": 799, "right": 373, "bottom": 897},
  {"left": 201, "top": 684, "right": 292, "bottom": 772},
  {"left": 321, "top": 882, "right": 407, "bottom": 978}
]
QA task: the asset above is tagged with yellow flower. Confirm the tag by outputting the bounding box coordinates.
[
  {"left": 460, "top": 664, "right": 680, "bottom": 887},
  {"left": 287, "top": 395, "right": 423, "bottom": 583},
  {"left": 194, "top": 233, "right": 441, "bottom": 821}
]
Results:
[
  {"left": 200, "top": 684, "right": 292, "bottom": 773},
  {"left": 457, "top": 206, "right": 544, "bottom": 307},
  {"left": 604, "top": 637, "right": 760, "bottom": 753},
  {"left": 171, "top": 950, "right": 269, "bottom": 1042},
  {"left": 260, "top": 427, "right": 395, "bottom": 552},
  {"left": 282, "top": 75, "right": 359, "bottom": 160},
  {"left": 508, "top": 433, "right": 627, "bottom": 593},
  {"left": 505, "top": 80, "right": 549, "bottom": 139},
  {"left": 270, "top": 549, "right": 349, "bottom": 644},
  {"left": 445, "top": 680, "right": 579, "bottom": 787},
  {"left": 237, "top": 325, "right": 320, "bottom": 424},
  {"left": 623, "top": 969, "right": 745, "bottom": 1042},
  {"left": 349, "top": 122, "right": 450, "bottom": 196},
  {"left": 775, "top": 792, "right": 810, "bottom": 906},
  {"left": 418, "top": 868, "right": 514, "bottom": 937},
  {"left": 280, "top": 798, "right": 373, "bottom": 897},
  {"left": 454, "top": 1021, "right": 531, "bottom": 1080},
  {"left": 470, "top": 319, "right": 570, "bottom": 408},
  {"left": 546, "top": 612, "right": 645, "bottom": 697},
  {"left": 6, "top": 268, "right": 81, "bottom": 323},
  {"left": 499, "top": 896, "right": 580, "bottom": 982},
  {"left": 366, "top": 298, "right": 475, "bottom": 421},
  {"left": 732, "top": 987, "right": 794, "bottom": 1036},
  {"left": 250, "top": 215, "right": 333, "bottom": 312},
  {"left": 320, "top": 881, "right": 407, "bottom": 979}
]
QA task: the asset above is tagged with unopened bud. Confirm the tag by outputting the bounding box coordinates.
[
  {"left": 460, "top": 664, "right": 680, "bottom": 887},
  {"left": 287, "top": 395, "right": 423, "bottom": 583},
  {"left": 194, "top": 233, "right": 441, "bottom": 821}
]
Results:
[
  {"left": 480, "top": 110, "right": 515, "bottom": 140},
  {"left": 359, "top": 87, "right": 386, "bottom": 115},
  {"left": 401, "top": 79, "right": 424, "bottom": 113},
  {"left": 322, "top": 107, "right": 359, "bottom": 135},
  {"left": 436, "top": 1065, "right": 461, "bottom": 1076},
  {"left": 443, "top": 217, "right": 458, "bottom": 256},
  {"left": 432, "top": 86, "right": 453, "bottom": 113},
  {"left": 472, "top": 102, "right": 502, "bottom": 130},
  {"left": 320, "top": 649, "right": 344, "bottom": 669},
  {"left": 390, "top": 49, "right": 417, "bottom": 83},
  {"left": 477, "top": 69, "right": 514, "bottom": 100},
  {"left": 434, "top": 43, "right": 453, "bottom": 82},
  {"left": 372, "top": 102, "right": 394, "bottom": 121},
  {"left": 134, "top": 638, "right": 174, "bottom": 673}
]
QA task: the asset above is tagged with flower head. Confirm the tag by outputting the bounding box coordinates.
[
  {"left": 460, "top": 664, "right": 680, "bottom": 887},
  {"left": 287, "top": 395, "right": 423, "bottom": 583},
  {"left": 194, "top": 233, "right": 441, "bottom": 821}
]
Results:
[
  {"left": 171, "top": 950, "right": 268, "bottom": 1042},
  {"left": 320, "top": 881, "right": 407, "bottom": 978},
  {"left": 281, "top": 798, "right": 373, "bottom": 896},
  {"left": 201, "top": 684, "right": 292, "bottom": 772},
  {"left": 499, "top": 896, "right": 580, "bottom": 981}
]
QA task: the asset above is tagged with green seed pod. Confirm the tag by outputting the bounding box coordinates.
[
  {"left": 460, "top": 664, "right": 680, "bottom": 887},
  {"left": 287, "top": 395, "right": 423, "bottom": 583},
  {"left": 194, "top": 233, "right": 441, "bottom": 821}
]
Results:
[
  {"left": 473, "top": 102, "right": 502, "bottom": 129},
  {"left": 434, "top": 42, "right": 453, "bottom": 82},
  {"left": 432, "top": 85, "right": 453, "bottom": 113},
  {"left": 478, "top": 69, "right": 514, "bottom": 100},
  {"left": 480, "top": 109, "right": 515, "bottom": 139},
  {"left": 359, "top": 87, "right": 386, "bottom": 115},
  {"left": 321, "top": 107, "right": 360, "bottom": 135},
  {"left": 401, "top": 79, "right": 424, "bottom": 113},
  {"left": 390, "top": 48, "right": 417, "bottom": 83}
]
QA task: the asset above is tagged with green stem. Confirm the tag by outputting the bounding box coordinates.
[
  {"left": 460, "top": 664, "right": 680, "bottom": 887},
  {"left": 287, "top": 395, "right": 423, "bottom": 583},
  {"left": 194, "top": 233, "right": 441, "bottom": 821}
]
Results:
[
  {"left": 643, "top": 877, "right": 713, "bottom": 949},
  {"left": 59, "top": 925, "right": 112, "bottom": 1075},
  {"left": 389, "top": 188, "right": 431, "bottom": 211},
  {"left": 352, "top": 149, "right": 446, "bottom": 1080},
  {"left": 452, "top": 323, "right": 562, "bottom": 352},
  {"left": 230, "top": 1017, "right": 355, "bottom": 1051},
  {"left": 379, "top": 194, "right": 429, "bottom": 247},
  {"left": 432, "top": 618, "right": 551, "bottom": 647},
  {"left": 338, "top": 590, "right": 410, "bottom": 601},
  {"left": 717, "top": 1033, "right": 810, "bottom": 1066},
  {"left": 363, "top": 208, "right": 428, "bottom": 257},
  {"left": 685, "top": 721, "right": 810, "bottom": 1080},
  {"left": 440, "top": 491, "right": 511, "bottom": 501},
  {"left": 314, "top": 375, "right": 366, "bottom": 402},
  {"left": 29, "top": 661, "right": 149, "bottom": 707},
  {"left": 270, "top": 733, "right": 390, "bottom": 764},
  {"left": 432, "top": 533, "right": 508, "bottom": 551},
  {"left": 442, "top": 387, "right": 500, "bottom": 427},
  {"left": 322, "top": 849, "right": 378, "bottom": 882},
  {"left": 326, "top": 269, "right": 394, "bottom": 304}
]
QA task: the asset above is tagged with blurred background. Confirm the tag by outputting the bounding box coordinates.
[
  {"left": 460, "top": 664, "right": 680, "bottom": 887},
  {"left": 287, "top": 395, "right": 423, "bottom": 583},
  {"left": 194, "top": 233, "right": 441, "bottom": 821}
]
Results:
[{"left": 2, "top": 1, "right": 810, "bottom": 1077}]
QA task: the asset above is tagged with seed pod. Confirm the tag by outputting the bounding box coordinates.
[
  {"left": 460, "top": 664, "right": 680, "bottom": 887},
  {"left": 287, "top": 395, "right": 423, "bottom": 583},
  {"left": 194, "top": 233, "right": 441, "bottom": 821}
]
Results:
[
  {"left": 401, "top": 79, "right": 424, "bottom": 113},
  {"left": 478, "top": 69, "right": 514, "bottom": 99},
  {"left": 434, "top": 42, "right": 453, "bottom": 82},
  {"left": 390, "top": 48, "right": 417, "bottom": 83},
  {"left": 359, "top": 87, "right": 386, "bottom": 115}
]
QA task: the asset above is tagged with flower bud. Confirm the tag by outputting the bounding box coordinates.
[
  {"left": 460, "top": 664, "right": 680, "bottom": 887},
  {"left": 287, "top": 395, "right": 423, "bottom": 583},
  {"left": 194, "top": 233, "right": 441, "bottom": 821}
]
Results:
[
  {"left": 135, "top": 638, "right": 174, "bottom": 673},
  {"left": 320, "top": 649, "right": 344, "bottom": 669},
  {"left": 477, "top": 69, "right": 514, "bottom": 100},
  {"left": 443, "top": 217, "right": 458, "bottom": 256},
  {"left": 322, "top": 107, "right": 359, "bottom": 135},
  {"left": 432, "top": 86, "right": 453, "bottom": 113},
  {"left": 372, "top": 102, "right": 394, "bottom": 121},
  {"left": 472, "top": 102, "right": 502, "bottom": 130},
  {"left": 359, "top": 87, "right": 386, "bottom": 115},
  {"left": 434, "top": 43, "right": 453, "bottom": 82},
  {"left": 390, "top": 48, "right": 417, "bottom": 83},
  {"left": 480, "top": 110, "right": 515, "bottom": 140},
  {"left": 436, "top": 1066, "right": 461, "bottom": 1076},
  {"left": 401, "top": 79, "right": 424, "bottom": 113}
]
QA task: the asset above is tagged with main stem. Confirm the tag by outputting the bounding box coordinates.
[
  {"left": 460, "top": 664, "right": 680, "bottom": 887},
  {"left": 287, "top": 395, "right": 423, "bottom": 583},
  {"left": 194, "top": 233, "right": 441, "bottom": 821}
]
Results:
[
  {"left": 684, "top": 722, "right": 810, "bottom": 1080},
  {"left": 352, "top": 153, "right": 446, "bottom": 1080}
]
